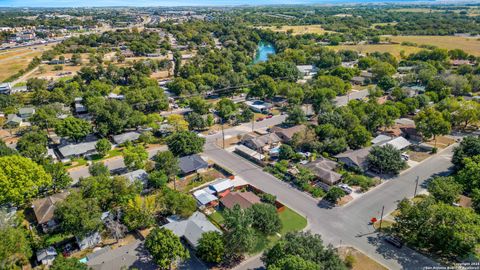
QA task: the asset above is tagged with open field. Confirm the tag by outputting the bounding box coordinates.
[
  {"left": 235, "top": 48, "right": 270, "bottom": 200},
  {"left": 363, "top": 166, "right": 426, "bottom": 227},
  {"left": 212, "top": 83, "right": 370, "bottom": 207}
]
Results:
[
  {"left": 329, "top": 44, "right": 423, "bottom": 58},
  {"left": 258, "top": 24, "right": 333, "bottom": 35},
  {"left": 388, "top": 35, "right": 480, "bottom": 56},
  {"left": 0, "top": 44, "right": 53, "bottom": 82}
]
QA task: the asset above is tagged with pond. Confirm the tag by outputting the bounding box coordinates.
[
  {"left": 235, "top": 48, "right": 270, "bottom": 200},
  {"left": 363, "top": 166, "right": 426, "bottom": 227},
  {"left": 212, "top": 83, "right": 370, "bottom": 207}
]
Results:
[{"left": 253, "top": 41, "right": 276, "bottom": 63}]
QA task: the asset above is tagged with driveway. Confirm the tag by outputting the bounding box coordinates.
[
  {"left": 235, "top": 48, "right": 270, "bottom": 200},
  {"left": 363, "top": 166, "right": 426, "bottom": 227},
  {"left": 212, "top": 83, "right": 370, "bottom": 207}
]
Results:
[{"left": 204, "top": 142, "right": 456, "bottom": 270}]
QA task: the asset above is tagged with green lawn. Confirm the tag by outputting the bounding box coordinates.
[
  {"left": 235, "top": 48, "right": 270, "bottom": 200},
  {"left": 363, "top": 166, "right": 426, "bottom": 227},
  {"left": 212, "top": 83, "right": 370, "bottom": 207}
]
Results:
[{"left": 278, "top": 207, "right": 308, "bottom": 235}]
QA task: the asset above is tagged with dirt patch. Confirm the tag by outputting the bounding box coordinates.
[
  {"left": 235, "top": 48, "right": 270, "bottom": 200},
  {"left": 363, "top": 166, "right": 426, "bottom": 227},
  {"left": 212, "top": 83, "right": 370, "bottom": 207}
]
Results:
[
  {"left": 258, "top": 24, "right": 334, "bottom": 35},
  {"left": 337, "top": 195, "right": 353, "bottom": 206},
  {"left": 329, "top": 44, "right": 423, "bottom": 59},
  {"left": 406, "top": 150, "right": 431, "bottom": 162},
  {"left": 337, "top": 246, "right": 387, "bottom": 270},
  {"left": 426, "top": 136, "right": 455, "bottom": 149}
]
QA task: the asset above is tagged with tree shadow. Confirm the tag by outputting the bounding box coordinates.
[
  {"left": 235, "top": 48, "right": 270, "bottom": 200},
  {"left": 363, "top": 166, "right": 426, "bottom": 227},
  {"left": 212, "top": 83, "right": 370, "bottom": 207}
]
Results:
[{"left": 317, "top": 199, "right": 334, "bottom": 209}]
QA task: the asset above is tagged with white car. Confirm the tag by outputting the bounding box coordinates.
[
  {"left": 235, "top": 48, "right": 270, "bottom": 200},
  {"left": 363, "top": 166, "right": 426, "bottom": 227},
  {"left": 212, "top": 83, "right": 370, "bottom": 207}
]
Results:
[
  {"left": 401, "top": 153, "right": 410, "bottom": 161},
  {"left": 338, "top": 184, "right": 353, "bottom": 194}
]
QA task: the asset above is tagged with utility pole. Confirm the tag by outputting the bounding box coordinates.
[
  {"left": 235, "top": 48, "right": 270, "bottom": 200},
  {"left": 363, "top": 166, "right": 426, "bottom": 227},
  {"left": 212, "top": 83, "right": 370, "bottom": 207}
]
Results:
[
  {"left": 221, "top": 119, "right": 225, "bottom": 149},
  {"left": 414, "top": 176, "right": 419, "bottom": 197},
  {"left": 379, "top": 205, "right": 385, "bottom": 231},
  {"left": 251, "top": 114, "right": 254, "bottom": 132}
]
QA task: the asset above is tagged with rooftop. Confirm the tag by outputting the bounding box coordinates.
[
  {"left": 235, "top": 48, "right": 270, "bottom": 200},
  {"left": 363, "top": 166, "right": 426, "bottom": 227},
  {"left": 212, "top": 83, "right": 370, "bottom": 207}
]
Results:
[
  {"left": 32, "top": 191, "right": 69, "bottom": 224},
  {"left": 178, "top": 154, "right": 209, "bottom": 175},
  {"left": 220, "top": 191, "right": 261, "bottom": 209},
  {"left": 58, "top": 139, "right": 97, "bottom": 158},
  {"left": 112, "top": 131, "right": 141, "bottom": 145}
]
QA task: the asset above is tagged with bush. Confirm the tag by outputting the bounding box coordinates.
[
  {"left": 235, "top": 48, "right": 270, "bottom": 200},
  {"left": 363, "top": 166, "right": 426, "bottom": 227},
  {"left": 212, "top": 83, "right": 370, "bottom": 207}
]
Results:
[
  {"left": 260, "top": 193, "right": 277, "bottom": 205},
  {"left": 345, "top": 254, "right": 355, "bottom": 269},
  {"left": 310, "top": 187, "right": 325, "bottom": 198},
  {"left": 324, "top": 187, "right": 346, "bottom": 203},
  {"left": 344, "top": 175, "right": 376, "bottom": 191}
]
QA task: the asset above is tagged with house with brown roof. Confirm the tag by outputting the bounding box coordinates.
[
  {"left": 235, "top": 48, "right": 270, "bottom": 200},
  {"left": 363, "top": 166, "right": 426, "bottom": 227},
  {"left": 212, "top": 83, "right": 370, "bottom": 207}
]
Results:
[
  {"left": 31, "top": 191, "right": 69, "bottom": 232},
  {"left": 270, "top": 125, "right": 306, "bottom": 143},
  {"left": 241, "top": 132, "right": 281, "bottom": 152},
  {"left": 220, "top": 191, "right": 261, "bottom": 210},
  {"left": 300, "top": 158, "right": 342, "bottom": 185}
]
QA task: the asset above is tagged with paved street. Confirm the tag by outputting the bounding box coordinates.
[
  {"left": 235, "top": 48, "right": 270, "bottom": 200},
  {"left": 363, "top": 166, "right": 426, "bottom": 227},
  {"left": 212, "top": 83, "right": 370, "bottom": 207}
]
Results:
[
  {"left": 68, "top": 145, "right": 167, "bottom": 182},
  {"left": 204, "top": 142, "right": 456, "bottom": 270},
  {"left": 334, "top": 89, "right": 369, "bottom": 106}
]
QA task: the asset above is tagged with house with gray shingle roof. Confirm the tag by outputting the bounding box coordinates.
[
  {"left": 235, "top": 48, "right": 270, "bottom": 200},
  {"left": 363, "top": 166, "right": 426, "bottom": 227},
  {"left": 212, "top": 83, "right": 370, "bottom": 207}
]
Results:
[
  {"left": 335, "top": 147, "right": 371, "bottom": 172},
  {"left": 300, "top": 158, "right": 342, "bottom": 185},
  {"left": 112, "top": 131, "right": 141, "bottom": 145}
]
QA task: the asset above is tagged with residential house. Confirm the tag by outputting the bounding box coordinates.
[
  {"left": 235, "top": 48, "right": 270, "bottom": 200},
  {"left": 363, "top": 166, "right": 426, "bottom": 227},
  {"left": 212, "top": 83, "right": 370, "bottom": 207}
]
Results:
[
  {"left": 74, "top": 97, "right": 87, "bottom": 114},
  {"left": 208, "top": 178, "right": 234, "bottom": 197},
  {"left": 112, "top": 131, "right": 141, "bottom": 145},
  {"left": 193, "top": 189, "right": 218, "bottom": 208},
  {"left": 4, "top": 114, "right": 22, "bottom": 127},
  {"left": 235, "top": 144, "right": 265, "bottom": 164},
  {"left": 0, "top": 83, "right": 12, "bottom": 94},
  {"left": 380, "top": 136, "right": 411, "bottom": 151},
  {"left": 401, "top": 85, "right": 425, "bottom": 97},
  {"left": 241, "top": 132, "right": 281, "bottom": 152},
  {"left": 57, "top": 139, "right": 98, "bottom": 160},
  {"left": 397, "top": 66, "right": 415, "bottom": 74},
  {"left": 18, "top": 107, "right": 35, "bottom": 119},
  {"left": 301, "top": 104, "right": 315, "bottom": 118},
  {"left": 162, "top": 211, "right": 221, "bottom": 248},
  {"left": 31, "top": 191, "right": 69, "bottom": 232},
  {"left": 300, "top": 158, "right": 342, "bottom": 185},
  {"left": 371, "top": 134, "right": 392, "bottom": 145},
  {"left": 36, "top": 246, "right": 57, "bottom": 266},
  {"left": 107, "top": 93, "right": 125, "bottom": 100},
  {"left": 220, "top": 191, "right": 261, "bottom": 210},
  {"left": 351, "top": 76, "right": 366, "bottom": 86},
  {"left": 296, "top": 65, "right": 318, "bottom": 78},
  {"left": 178, "top": 154, "right": 209, "bottom": 176},
  {"left": 245, "top": 100, "right": 273, "bottom": 113},
  {"left": 450, "top": 59, "right": 473, "bottom": 67},
  {"left": 335, "top": 147, "right": 371, "bottom": 172},
  {"left": 270, "top": 125, "right": 306, "bottom": 143},
  {"left": 77, "top": 232, "right": 101, "bottom": 250},
  {"left": 341, "top": 61, "right": 357, "bottom": 68},
  {"left": 120, "top": 169, "right": 148, "bottom": 186}
]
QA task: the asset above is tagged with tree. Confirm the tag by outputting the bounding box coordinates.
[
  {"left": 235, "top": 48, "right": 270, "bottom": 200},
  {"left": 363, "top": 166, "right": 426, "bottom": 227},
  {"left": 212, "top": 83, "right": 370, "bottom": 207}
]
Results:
[
  {"left": 55, "top": 192, "right": 102, "bottom": 238},
  {"left": 55, "top": 116, "right": 92, "bottom": 142},
  {"left": 414, "top": 107, "right": 450, "bottom": 145},
  {"left": 393, "top": 197, "right": 480, "bottom": 259},
  {"left": 145, "top": 227, "right": 189, "bottom": 270},
  {"left": 223, "top": 205, "right": 255, "bottom": 254},
  {"left": 215, "top": 98, "right": 237, "bottom": 121},
  {"left": 189, "top": 96, "right": 211, "bottom": 115},
  {"left": 250, "top": 75, "right": 277, "bottom": 99},
  {"left": 148, "top": 170, "right": 169, "bottom": 188},
  {"left": 16, "top": 130, "right": 48, "bottom": 162},
  {"left": 80, "top": 175, "right": 140, "bottom": 210},
  {"left": 88, "top": 162, "right": 110, "bottom": 177},
  {"left": 262, "top": 231, "right": 347, "bottom": 270},
  {"left": 122, "top": 194, "right": 158, "bottom": 230},
  {"left": 278, "top": 144, "right": 295, "bottom": 160},
  {"left": 0, "top": 141, "right": 16, "bottom": 157},
  {"left": 454, "top": 101, "right": 480, "bottom": 129},
  {"left": 95, "top": 139, "right": 111, "bottom": 157},
  {"left": 452, "top": 136, "right": 480, "bottom": 169},
  {"left": 154, "top": 150, "right": 179, "bottom": 188},
  {"left": 50, "top": 255, "right": 90, "bottom": 270},
  {"left": 269, "top": 255, "right": 320, "bottom": 270},
  {"left": 166, "top": 114, "right": 189, "bottom": 132},
  {"left": 43, "top": 161, "right": 72, "bottom": 191},
  {"left": 185, "top": 112, "right": 207, "bottom": 130},
  {"left": 123, "top": 144, "right": 148, "bottom": 170},
  {"left": 324, "top": 187, "right": 346, "bottom": 204},
  {"left": 456, "top": 155, "right": 480, "bottom": 193},
  {"left": 347, "top": 125, "right": 371, "bottom": 149},
  {"left": 428, "top": 176, "right": 463, "bottom": 204},
  {"left": 0, "top": 155, "right": 52, "bottom": 205},
  {"left": 250, "top": 203, "right": 281, "bottom": 235},
  {"left": 285, "top": 106, "right": 306, "bottom": 125},
  {"left": 0, "top": 226, "right": 32, "bottom": 269},
  {"left": 196, "top": 231, "right": 225, "bottom": 264},
  {"left": 371, "top": 62, "right": 396, "bottom": 80},
  {"left": 166, "top": 131, "right": 205, "bottom": 157},
  {"left": 367, "top": 145, "right": 406, "bottom": 175},
  {"left": 158, "top": 188, "right": 197, "bottom": 218}
]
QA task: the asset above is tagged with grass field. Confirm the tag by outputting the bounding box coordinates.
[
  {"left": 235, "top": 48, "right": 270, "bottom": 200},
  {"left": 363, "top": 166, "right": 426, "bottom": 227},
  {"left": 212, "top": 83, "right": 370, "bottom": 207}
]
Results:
[
  {"left": 329, "top": 44, "right": 423, "bottom": 58},
  {"left": 0, "top": 45, "right": 53, "bottom": 82},
  {"left": 258, "top": 24, "right": 333, "bottom": 35},
  {"left": 388, "top": 35, "right": 480, "bottom": 56}
]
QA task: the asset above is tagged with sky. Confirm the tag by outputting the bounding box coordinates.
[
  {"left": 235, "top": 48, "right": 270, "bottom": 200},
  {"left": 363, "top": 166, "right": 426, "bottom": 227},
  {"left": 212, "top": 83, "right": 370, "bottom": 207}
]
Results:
[{"left": 0, "top": 0, "right": 448, "bottom": 8}]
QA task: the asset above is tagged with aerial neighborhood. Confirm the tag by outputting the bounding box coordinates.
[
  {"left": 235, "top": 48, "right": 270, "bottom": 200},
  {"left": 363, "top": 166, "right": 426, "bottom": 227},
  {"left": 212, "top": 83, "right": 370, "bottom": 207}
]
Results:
[{"left": 0, "top": 2, "right": 480, "bottom": 270}]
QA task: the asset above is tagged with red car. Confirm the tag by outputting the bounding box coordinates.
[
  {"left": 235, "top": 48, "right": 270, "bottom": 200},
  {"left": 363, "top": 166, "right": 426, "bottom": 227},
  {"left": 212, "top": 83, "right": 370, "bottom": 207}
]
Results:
[
  {"left": 256, "top": 117, "right": 264, "bottom": 122},
  {"left": 266, "top": 114, "right": 273, "bottom": 119}
]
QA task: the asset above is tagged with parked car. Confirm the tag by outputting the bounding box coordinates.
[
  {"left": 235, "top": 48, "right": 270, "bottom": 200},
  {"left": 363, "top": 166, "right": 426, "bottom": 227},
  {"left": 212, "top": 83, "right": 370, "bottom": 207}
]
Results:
[
  {"left": 384, "top": 236, "right": 403, "bottom": 248},
  {"left": 338, "top": 184, "right": 353, "bottom": 194},
  {"left": 266, "top": 114, "right": 273, "bottom": 119},
  {"left": 401, "top": 153, "right": 410, "bottom": 161},
  {"left": 256, "top": 117, "right": 264, "bottom": 122}
]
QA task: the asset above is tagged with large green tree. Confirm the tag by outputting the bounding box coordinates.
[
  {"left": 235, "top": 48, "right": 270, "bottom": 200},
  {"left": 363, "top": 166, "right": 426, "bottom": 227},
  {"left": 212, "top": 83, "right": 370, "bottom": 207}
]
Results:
[
  {"left": 123, "top": 144, "right": 148, "bottom": 170},
  {"left": 196, "top": 231, "right": 225, "bottom": 264},
  {"left": 145, "top": 227, "right": 189, "bottom": 270},
  {"left": 223, "top": 205, "right": 255, "bottom": 254},
  {"left": 452, "top": 136, "right": 480, "bottom": 169},
  {"left": 250, "top": 203, "right": 281, "bottom": 235},
  {"left": 16, "top": 130, "right": 48, "bottom": 162},
  {"left": 95, "top": 138, "right": 111, "bottom": 157},
  {"left": 54, "top": 192, "right": 103, "bottom": 238},
  {"left": 0, "top": 155, "right": 52, "bottom": 205},
  {"left": 0, "top": 227, "right": 32, "bottom": 269},
  {"left": 367, "top": 145, "right": 406, "bottom": 175},
  {"left": 414, "top": 107, "right": 451, "bottom": 146},
  {"left": 166, "top": 131, "right": 205, "bottom": 157},
  {"left": 55, "top": 116, "right": 92, "bottom": 142},
  {"left": 427, "top": 176, "right": 463, "bottom": 204}
]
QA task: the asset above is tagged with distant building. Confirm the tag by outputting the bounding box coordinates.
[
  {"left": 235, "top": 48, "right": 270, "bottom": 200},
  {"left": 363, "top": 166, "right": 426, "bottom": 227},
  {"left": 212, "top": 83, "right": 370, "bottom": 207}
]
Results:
[
  {"left": 241, "top": 133, "right": 281, "bottom": 151},
  {"left": 4, "top": 114, "right": 22, "bottom": 127},
  {"left": 296, "top": 65, "right": 318, "bottom": 78}
]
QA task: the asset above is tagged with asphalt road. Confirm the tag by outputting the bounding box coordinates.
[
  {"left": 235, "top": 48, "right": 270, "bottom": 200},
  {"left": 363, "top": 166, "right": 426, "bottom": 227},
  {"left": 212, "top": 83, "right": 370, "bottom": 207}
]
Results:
[
  {"left": 204, "top": 142, "right": 456, "bottom": 270},
  {"left": 334, "top": 89, "right": 370, "bottom": 106}
]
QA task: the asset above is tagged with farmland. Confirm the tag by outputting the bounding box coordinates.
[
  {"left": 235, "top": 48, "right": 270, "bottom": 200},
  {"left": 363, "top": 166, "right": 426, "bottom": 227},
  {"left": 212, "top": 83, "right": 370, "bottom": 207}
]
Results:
[
  {"left": 0, "top": 45, "right": 53, "bottom": 82},
  {"left": 388, "top": 35, "right": 480, "bottom": 56},
  {"left": 258, "top": 24, "right": 333, "bottom": 35},
  {"left": 328, "top": 44, "right": 423, "bottom": 59}
]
